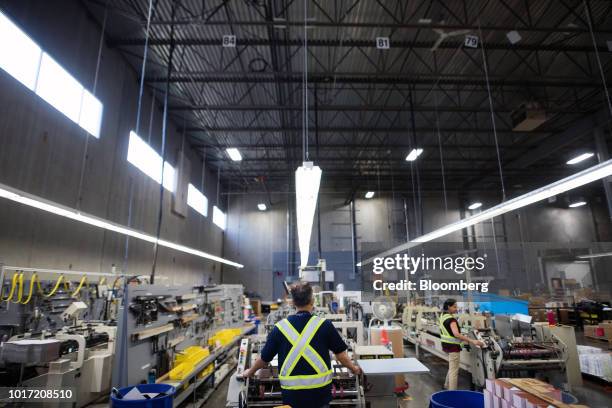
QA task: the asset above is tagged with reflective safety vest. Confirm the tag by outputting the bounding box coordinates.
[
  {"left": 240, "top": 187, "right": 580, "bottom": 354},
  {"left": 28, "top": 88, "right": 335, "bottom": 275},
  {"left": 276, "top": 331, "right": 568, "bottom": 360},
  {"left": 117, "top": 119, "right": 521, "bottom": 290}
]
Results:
[
  {"left": 439, "top": 313, "right": 462, "bottom": 345},
  {"left": 275, "top": 315, "right": 333, "bottom": 390}
]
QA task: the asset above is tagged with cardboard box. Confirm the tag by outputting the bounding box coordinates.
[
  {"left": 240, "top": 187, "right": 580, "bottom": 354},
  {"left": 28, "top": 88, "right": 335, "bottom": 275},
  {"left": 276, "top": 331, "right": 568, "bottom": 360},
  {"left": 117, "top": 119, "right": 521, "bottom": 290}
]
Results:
[
  {"left": 584, "top": 325, "right": 598, "bottom": 338},
  {"left": 485, "top": 378, "right": 495, "bottom": 394},
  {"left": 504, "top": 378, "right": 574, "bottom": 408},
  {"left": 524, "top": 395, "right": 548, "bottom": 408},
  {"left": 512, "top": 391, "right": 530, "bottom": 408},
  {"left": 529, "top": 309, "right": 547, "bottom": 322},
  {"left": 249, "top": 299, "right": 262, "bottom": 316},
  {"left": 600, "top": 322, "right": 612, "bottom": 340},
  {"left": 503, "top": 386, "right": 521, "bottom": 402},
  {"left": 558, "top": 308, "right": 574, "bottom": 325},
  {"left": 484, "top": 389, "right": 494, "bottom": 408},
  {"left": 494, "top": 379, "right": 507, "bottom": 398}
]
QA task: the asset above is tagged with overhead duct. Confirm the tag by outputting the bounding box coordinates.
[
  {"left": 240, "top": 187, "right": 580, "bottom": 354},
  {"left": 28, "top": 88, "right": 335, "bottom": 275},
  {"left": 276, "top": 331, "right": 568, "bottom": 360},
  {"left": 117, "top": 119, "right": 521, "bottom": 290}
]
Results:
[{"left": 511, "top": 101, "right": 547, "bottom": 131}]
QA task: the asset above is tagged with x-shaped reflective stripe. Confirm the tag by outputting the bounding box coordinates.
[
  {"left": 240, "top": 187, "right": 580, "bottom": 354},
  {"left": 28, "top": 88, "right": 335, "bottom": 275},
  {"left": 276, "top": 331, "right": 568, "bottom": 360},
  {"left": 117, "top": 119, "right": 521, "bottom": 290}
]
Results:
[{"left": 276, "top": 316, "right": 329, "bottom": 376}]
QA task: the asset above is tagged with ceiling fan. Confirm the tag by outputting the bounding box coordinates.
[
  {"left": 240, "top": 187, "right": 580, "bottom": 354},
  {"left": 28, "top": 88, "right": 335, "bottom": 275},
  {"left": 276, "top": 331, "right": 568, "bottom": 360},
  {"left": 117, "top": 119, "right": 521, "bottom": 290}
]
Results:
[{"left": 430, "top": 28, "right": 471, "bottom": 52}]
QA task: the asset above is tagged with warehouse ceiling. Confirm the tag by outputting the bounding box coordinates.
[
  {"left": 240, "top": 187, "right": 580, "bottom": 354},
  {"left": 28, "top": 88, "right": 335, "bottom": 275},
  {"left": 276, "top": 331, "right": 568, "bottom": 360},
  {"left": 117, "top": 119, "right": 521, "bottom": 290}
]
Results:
[{"left": 82, "top": 0, "right": 612, "bottom": 199}]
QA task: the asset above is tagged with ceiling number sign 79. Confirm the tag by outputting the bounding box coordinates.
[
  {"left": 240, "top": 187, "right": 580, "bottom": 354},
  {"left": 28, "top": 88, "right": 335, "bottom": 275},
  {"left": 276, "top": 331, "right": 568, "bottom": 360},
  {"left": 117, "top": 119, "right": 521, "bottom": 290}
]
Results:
[
  {"left": 222, "top": 35, "right": 236, "bottom": 47},
  {"left": 376, "top": 37, "right": 390, "bottom": 49},
  {"left": 464, "top": 35, "right": 479, "bottom": 49}
]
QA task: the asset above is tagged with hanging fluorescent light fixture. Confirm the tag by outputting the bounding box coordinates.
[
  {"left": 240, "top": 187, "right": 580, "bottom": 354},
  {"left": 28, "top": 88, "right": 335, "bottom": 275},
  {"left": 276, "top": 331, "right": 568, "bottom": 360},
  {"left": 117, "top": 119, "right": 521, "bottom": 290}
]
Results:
[
  {"left": 365, "top": 191, "right": 375, "bottom": 199},
  {"left": 577, "top": 251, "right": 612, "bottom": 259},
  {"left": 226, "top": 148, "right": 242, "bottom": 161},
  {"left": 257, "top": 203, "right": 267, "bottom": 211},
  {"left": 0, "top": 181, "right": 244, "bottom": 268},
  {"left": 568, "top": 201, "right": 586, "bottom": 208},
  {"left": 468, "top": 202, "right": 482, "bottom": 210},
  {"left": 295, "top": 162, "right": 322, "bottom": 268},
  {"left": 405, "top": 148, "right": 423, "bottom": 162},
  {"left": 361, "top": 158, "right": 612, "bottom": 265},
  {"left": 566, "top": 152, "right": 594, "bottom": 165}
]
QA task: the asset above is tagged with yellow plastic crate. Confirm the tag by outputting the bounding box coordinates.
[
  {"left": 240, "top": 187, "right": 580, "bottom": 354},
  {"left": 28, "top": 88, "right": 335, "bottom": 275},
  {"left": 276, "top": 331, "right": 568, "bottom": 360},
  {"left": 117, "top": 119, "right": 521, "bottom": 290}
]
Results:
[
  {"left": 168, "top": 346, "right": 211, "bottom": 380},
  {"left": 208, "top": 328, "right": 241, "bottom": 348}
]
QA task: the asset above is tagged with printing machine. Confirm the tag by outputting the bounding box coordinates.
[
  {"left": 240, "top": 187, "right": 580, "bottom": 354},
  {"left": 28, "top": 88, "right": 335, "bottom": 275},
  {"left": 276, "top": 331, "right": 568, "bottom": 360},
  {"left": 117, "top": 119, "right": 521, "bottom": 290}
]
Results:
[
  {"left": 402, "top": 306, "right": 582, "bottom": 391},
  {"left": 1, "top": 321, "right": 116, "bottom": 407},
  {"left": 469, "top": 316, "right": 582, "bottom": 391}
]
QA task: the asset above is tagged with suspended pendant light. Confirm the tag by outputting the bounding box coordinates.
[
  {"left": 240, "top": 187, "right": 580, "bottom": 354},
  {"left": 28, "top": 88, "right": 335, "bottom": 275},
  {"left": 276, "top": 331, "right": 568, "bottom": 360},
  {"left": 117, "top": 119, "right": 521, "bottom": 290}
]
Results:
[
  {"left": 296, "top": 162, "right": 321, "bottom": 268},
  {"left": 295, "top": 0, "right": 321, "bottom": 269}
]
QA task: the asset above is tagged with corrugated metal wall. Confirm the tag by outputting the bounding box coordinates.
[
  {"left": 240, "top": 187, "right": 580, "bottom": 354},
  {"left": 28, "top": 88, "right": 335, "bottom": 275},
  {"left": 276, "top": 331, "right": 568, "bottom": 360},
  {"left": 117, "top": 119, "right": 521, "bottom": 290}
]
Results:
[{"left": 0, "top": 0, "right": 225, "bottom": 284}]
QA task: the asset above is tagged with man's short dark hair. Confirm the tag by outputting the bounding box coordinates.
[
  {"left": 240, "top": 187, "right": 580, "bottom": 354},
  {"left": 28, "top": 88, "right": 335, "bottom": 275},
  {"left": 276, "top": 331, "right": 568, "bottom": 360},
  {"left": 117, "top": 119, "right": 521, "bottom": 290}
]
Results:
[
  {"left": 443, "top": 298, "right": 457, "bottom": 311},
  {"left": 290, "top": 281, "right": 313, "bottom": 307}
]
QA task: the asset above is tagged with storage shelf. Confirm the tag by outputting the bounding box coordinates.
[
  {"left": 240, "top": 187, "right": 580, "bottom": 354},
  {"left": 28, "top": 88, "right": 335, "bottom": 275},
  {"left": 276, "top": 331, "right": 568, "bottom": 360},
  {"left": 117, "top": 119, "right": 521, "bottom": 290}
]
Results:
[{"left": 160, "top": 324, "right": 253, "bottom": 408}]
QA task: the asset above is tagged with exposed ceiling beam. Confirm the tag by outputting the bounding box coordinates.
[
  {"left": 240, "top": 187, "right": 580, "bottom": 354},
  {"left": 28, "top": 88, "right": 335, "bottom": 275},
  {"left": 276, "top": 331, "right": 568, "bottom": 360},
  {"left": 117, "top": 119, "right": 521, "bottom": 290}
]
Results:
[
  {"left": 147, "top": 74, "right": 607, "bottom": 88},
  {"left": 218, "top": 168, "right": 569, "bottom": 177},
  {"left": 190, "top": 143, "right": 530, "bottom": 151},
  {"left": 185, "top": 126, "right": 550, "bottom": 135},
  {"left": 110, "top": 37, "right": 610, "bottom": 53},
  {"left": 207, "top": 157, "right": 508, "bottom": 164},
  {"left": 138, "top": 19, "right": 612, "bottom": 35},
  {"left": 171, "top": 104, "right": 590, "bottom": 114}
]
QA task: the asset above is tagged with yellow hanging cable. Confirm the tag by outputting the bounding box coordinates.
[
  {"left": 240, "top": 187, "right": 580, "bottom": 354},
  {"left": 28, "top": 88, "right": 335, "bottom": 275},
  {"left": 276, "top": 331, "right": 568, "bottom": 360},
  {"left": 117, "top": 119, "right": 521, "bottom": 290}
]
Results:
[
  {"left": 98, "top": 277, "right": 106, "bottom": 286},
  {"left": 1, "top": 273, "right": 20, "bottom": 302},
  {"left": 36, "top": 274, "right": 65, "bottom": 298},
  {"left": 13, "top": 273, "right": 24, "bottom": 304},
  {"left": 20, "top": 273, "right": 39, "bottom": 305},
  {"left": 71, "top": 276, "right": 87, "bottom": 298}
]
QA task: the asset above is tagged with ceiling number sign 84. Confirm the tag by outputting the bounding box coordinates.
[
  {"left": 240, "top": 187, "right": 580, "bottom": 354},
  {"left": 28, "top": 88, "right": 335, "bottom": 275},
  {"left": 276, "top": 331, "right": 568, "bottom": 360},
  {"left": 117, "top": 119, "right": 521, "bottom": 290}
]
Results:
[
  {"left": 222, "top": 35, "right": 236, "bottom": 47},
  {"left": 376, "top": 37, "right": 390, "bottom": 49}
]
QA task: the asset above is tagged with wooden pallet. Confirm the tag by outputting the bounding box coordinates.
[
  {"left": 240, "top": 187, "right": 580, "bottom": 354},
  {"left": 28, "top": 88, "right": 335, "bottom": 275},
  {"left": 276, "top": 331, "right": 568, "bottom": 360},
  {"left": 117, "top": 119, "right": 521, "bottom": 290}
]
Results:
[
  {"left": 584, "top": 335, "right": 612, "bottom": 348},
  {"left": 505, "top": 379, "right": 588, "bottom": 408}
]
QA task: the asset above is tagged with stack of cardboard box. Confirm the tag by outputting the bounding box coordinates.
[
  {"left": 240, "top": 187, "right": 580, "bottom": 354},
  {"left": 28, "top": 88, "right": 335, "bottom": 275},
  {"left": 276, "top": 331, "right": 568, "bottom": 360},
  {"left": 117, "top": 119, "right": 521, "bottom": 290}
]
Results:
[
  {"left": 249, "top": 298, "right": 262, "bottom": 317},
  {"left": 577, "top": 345, "right": 612, "bottom": 381},
  {"left": 528, "top": 308, "right": 548, "bottom": 323},
  {"left": 483, "top": 378, "right": 588, "bottom": 408}
]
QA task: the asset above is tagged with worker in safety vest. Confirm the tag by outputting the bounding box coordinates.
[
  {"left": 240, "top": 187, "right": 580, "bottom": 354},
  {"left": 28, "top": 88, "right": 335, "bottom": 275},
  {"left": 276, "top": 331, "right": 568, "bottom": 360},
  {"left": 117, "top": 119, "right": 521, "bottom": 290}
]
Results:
[
  {"left": 439, "top": 298, "right": 485, "bottom": 390},
  {"left": 242, "top": 281, "right": 361, "bottom": 408}
]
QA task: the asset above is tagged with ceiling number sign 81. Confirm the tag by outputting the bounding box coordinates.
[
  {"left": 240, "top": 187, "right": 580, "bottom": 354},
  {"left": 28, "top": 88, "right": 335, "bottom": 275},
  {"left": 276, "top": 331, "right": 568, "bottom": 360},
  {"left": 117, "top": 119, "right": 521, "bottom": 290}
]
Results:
[
  {"left": 376, "top": 37, "right": 390, "bottom": 49},
  {"left": 464, "top": 35, "right": 479, "bottom": 48},
  {"left": 222, "top": 35, "right": 236, "bottom": 47}
]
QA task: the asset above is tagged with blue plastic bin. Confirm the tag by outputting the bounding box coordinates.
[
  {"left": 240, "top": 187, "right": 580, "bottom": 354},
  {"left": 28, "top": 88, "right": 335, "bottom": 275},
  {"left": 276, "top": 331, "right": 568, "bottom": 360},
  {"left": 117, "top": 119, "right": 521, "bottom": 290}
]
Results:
[
  {"left": 468, "top": 293, "right": 529, "bottom": 315},
  {"left": 430, "top": 390, "right": 484, "bottom": 408},
  {"left": 111, "top": 384, "right": 175, "bottom": 408},
  {"left": 561, "top": 392, "right": 578, "bottom": 404}
]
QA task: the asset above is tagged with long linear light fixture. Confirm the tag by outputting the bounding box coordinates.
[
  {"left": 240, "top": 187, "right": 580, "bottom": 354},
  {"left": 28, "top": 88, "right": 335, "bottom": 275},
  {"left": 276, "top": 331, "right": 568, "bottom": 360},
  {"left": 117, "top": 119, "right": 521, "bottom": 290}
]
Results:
[
  {"left": 362, "top": 158, "right": 612, "bottom": 266},
  {"left": 577, "top": 251, "right": 612, "bottom": 259},
  {"left": 0, "top": 181, "right": 244, "bottom": 268}
]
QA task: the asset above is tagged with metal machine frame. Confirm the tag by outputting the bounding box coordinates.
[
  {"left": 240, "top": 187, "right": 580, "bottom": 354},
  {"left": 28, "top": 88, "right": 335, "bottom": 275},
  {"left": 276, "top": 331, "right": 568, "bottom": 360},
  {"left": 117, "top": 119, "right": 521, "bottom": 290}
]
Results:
[{"left": 403, "top": 307, "right": 582, "bottom": 391}]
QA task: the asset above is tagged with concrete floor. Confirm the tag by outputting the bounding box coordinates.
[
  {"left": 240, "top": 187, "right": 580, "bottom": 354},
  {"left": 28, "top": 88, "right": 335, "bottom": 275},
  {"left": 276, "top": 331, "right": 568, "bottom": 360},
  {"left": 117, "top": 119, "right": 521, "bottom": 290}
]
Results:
[{"left": 203, "top": 341, "right": 611, "bottom": 408}]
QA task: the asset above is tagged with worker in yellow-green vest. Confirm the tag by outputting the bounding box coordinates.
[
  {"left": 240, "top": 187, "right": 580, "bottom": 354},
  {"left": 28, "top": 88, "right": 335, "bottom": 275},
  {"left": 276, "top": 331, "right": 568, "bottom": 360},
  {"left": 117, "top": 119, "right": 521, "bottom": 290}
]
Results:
[
  {"left": 242, "top": 281, "right": 362, "bottom": 408},
  {"left": 439, "top": 298, "right": 485, "bottom": 390}
]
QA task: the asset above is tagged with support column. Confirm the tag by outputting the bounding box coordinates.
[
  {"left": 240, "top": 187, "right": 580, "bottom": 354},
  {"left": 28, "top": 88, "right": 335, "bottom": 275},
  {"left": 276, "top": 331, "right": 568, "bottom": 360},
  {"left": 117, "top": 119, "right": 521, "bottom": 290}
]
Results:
[
  {"left": 350, "top": 200, "right": 358, "bottom": 280},
  {"left": 594, "top": 127, "right": 612, "bottom": 220}
]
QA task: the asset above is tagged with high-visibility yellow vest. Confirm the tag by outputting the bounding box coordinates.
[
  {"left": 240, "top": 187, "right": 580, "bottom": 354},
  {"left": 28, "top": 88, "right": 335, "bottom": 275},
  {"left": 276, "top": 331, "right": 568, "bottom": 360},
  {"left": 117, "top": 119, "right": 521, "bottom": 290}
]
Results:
[
  {"left": 275, "top": 315, "right": 333, "bottom": 390},
  {"left": 439, "top": 313, "right": 462, "bottom": 345}
]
